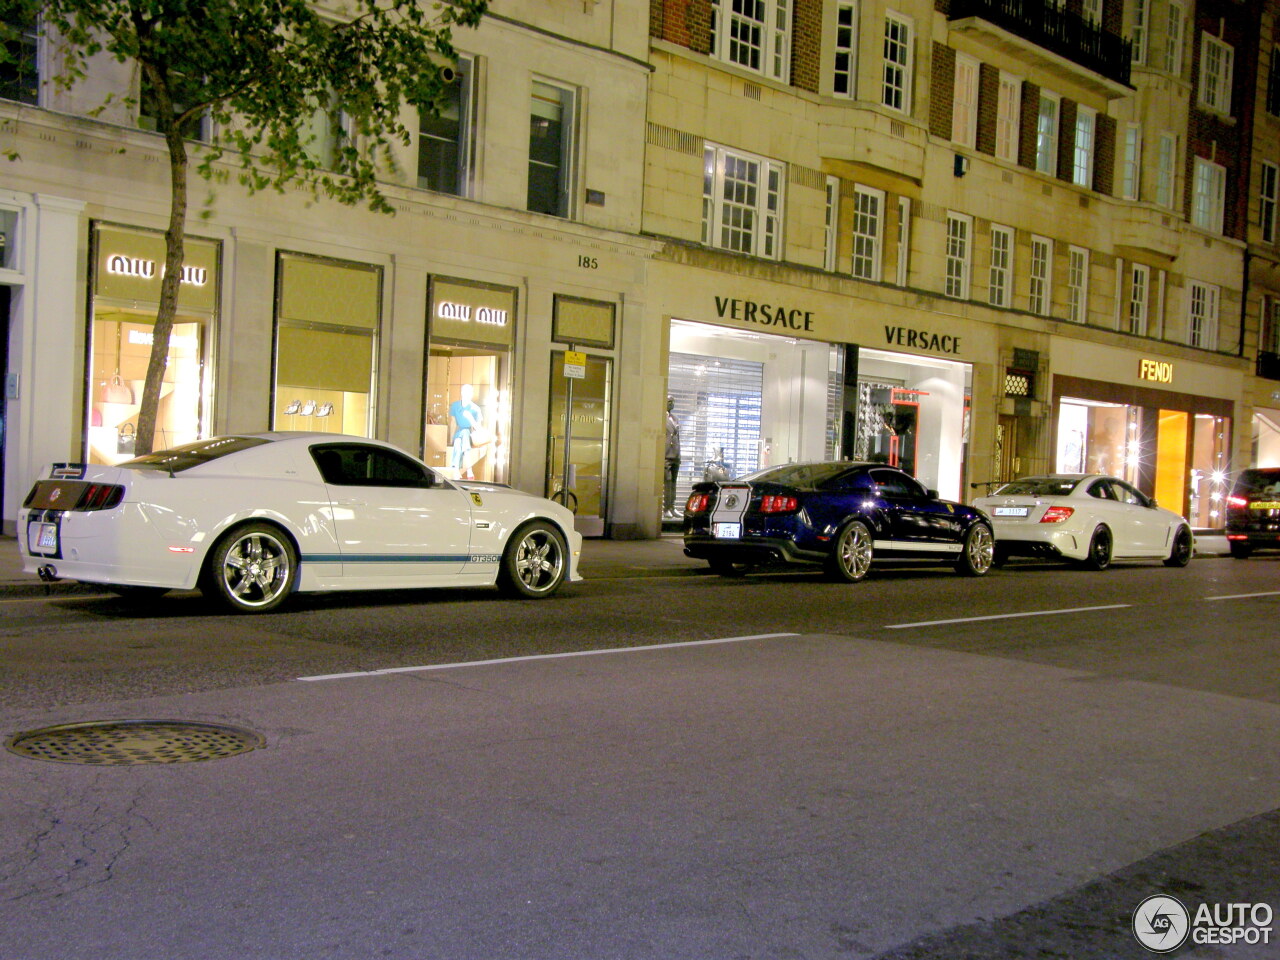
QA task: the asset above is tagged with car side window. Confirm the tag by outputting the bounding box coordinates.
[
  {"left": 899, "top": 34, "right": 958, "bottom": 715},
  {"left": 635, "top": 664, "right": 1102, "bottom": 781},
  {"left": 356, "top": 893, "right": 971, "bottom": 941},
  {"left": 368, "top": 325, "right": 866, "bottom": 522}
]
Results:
[
  {"left": 312, "top": 445, "right": 433, "bottom": 488},
  {"left": 1087, "top": 480, "right": 1116, "bottom": 500},
  {"left": 870, "top": 468, "right": 924, "bottom": 499},
  {"left": 1111, "top": 481, "right": 1147, "bottom": 506}
]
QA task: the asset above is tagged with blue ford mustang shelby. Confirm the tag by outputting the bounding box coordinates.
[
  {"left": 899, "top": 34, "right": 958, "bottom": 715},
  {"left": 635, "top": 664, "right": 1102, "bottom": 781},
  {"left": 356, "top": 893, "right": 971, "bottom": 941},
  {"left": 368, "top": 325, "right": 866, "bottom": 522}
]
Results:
[{"left": 682, "top": 461, "right": 995, "bottom": 581}]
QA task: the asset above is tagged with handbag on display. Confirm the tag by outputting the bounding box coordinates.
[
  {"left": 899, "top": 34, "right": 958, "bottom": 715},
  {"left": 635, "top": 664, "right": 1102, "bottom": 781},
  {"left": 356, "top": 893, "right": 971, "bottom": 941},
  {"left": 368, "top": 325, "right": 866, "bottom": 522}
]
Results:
[
  {"left": 468, "top": 425, "right": 493, "bottom": 446},
  {"left": 101, "top": 375, "right": 134, "bottom": 404},
  {"left": 117, "top": 422, "right": 136, "bottom": 455}
]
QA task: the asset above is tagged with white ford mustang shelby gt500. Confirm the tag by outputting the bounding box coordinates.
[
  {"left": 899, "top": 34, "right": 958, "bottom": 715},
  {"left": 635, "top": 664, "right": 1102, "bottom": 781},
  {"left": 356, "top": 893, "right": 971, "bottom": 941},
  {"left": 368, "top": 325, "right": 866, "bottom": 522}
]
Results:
[{"left": 20, "top": 433, "right": 582, "bottom": 612}]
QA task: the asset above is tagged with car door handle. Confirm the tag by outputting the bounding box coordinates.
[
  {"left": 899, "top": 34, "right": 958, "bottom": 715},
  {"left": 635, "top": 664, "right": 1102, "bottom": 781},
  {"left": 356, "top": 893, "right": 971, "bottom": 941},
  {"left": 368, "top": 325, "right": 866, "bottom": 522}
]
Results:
[{"left": 335, "top": 498, "right": 367, "bottom": 507}]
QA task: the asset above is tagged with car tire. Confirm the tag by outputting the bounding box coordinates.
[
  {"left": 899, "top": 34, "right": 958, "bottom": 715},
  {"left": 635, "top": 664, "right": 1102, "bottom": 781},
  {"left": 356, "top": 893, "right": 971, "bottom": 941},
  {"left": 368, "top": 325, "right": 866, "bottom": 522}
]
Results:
[
  {"left": 825, "top": 520, "right": 873, "bottom": 582},
  {"left": 201, "top": 522, "right": 298, "bottom": 614},
  {"left": 1081, "top": 526, "right": 1112, "bottom": 571},
  {"left": 708, "top": 558, "right": 752, "bottom": 578},
  {"left": 1229, "top": 542, "right": 1253, "bottom": 560},
  {"left": 497, "top": 521, "right": 568, "bottom": 598},
  {"left": 991, "top": 544, "right": 1010, "bottom": 568},
  {"left": 1163, "top": 525, "right": 1194, "bottom": 568},
  {"left": 955, "top": 523, "right": 995, "bottom": 576}
]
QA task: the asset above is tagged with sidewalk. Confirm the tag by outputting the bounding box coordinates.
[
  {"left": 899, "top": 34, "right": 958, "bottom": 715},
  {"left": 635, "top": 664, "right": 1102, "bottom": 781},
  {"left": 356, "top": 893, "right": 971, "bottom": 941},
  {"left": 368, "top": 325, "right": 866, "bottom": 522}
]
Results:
[{"left": 0, "top": 529, "right": 1231, "bottom": 599}]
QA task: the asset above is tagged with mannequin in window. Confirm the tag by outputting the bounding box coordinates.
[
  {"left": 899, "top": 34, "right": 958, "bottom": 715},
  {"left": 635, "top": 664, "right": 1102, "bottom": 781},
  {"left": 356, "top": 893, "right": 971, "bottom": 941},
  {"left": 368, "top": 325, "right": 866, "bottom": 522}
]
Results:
[
  {"left": 664, "top": 396, "right": 681, "bottom": 518},
  {"left": 449, "top": 383, "right": 483, "bottom": 479}
]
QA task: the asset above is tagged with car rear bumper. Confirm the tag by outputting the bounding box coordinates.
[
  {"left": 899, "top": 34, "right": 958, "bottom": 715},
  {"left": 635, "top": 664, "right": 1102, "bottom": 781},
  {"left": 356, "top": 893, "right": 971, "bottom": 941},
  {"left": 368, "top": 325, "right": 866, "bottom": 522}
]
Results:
[
  {"left": 683, "top": 534, "right": 825, "bottom": 566},
  {"left": 990, "top": 523, "right": 1085, "bottom": 561}
]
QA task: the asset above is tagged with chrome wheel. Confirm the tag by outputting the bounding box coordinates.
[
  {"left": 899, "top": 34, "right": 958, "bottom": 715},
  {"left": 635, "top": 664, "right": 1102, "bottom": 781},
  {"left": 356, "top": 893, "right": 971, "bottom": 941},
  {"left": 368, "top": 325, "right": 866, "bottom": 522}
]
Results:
[
  {"left": 499, "top": 521, "right": 568, "bottom": 598},
  {"left": 826, "top": 520, "right": 873, "bottom": 582},
  {"left": 204, "top": 524, "right": 296, "bottom": 613},
  {"left": 957, "top": 523, "right": 994, "bottom": 576}
]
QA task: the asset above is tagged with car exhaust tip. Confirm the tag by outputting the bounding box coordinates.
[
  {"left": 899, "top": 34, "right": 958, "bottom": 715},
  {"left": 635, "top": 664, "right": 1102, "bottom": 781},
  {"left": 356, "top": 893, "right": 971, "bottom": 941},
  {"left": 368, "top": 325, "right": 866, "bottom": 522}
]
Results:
[{"left": 37, "top": 564, "right": 60, "bottom": 582}]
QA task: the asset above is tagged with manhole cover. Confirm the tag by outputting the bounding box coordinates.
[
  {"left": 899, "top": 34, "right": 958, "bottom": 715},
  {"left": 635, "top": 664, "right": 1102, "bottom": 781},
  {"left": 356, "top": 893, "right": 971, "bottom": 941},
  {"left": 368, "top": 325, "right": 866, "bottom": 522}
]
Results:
[{"left": 6, "top": 720, "right": 264, "bottom": 765}]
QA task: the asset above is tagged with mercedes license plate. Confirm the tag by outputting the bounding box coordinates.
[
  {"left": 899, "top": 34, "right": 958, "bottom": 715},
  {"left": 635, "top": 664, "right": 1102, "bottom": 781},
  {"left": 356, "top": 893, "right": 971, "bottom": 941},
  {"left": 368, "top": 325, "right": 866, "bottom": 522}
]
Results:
[
  {"left": 994, "top": 506, "right": 1030, "bottom": 517},
  {"left": 713, "top": 522, "right": 741, "bottom": 539}
]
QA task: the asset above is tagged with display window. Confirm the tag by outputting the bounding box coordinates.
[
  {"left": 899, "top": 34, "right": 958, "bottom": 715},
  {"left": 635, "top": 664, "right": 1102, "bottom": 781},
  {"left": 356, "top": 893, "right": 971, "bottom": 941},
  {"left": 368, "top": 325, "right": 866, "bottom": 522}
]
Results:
[
  {"left": 666, "top": 321, "right": 971, "bottom": 511},
  {"left": 273, "top": 252, "right": 380, "bottom": 437},
  {"left": 1253, "top": 410, "right": 1280, "bottom": 468},
  {"left": 547, "top": 351, "right": 611, "bottom": 536},
  {"left": 87, "top": 223, "right": 218, "bottom": 465},
  {"left": 424, "top": 277, "right": 515, "bottom": 483},
  {"left": 1055, "top": 389, "right": 1231, "bottom": 526}
]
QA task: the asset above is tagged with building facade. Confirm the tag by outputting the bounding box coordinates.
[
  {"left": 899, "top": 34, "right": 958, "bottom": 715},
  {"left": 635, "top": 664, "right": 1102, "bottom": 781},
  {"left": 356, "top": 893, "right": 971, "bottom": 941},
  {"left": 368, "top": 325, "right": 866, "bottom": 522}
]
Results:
[{"left": 0, "top": 0, "right": 1272, "bottom": 543}]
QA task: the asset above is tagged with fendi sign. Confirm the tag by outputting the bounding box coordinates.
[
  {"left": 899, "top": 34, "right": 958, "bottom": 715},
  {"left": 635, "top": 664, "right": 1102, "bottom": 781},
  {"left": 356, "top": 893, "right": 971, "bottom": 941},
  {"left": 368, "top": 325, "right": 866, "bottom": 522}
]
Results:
[{"left": 1139, "top": 358, "right": 1174, "bottom": 383}]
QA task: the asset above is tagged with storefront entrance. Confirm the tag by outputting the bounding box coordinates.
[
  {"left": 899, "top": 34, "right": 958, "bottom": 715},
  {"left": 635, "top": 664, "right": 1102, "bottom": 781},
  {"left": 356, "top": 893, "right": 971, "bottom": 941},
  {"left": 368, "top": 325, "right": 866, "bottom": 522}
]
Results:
[
  {"left": 547, "top": 352, "right": 611, "bottom": 537},
  {"left": 666, "top": 320, "right": 972, "bottom": 512},
  {"left": 1054, "top": 376, "right": 1233, "bottom": 527}
]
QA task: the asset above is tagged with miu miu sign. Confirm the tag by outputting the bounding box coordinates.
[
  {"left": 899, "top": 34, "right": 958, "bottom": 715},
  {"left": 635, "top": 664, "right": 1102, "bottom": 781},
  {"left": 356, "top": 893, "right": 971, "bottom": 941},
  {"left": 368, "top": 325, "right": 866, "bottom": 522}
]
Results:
[
  {"left": 105, "top": 254, "right": 208, "bottom": 287},
  {"left": 436, "top": 301, "right": 508, "bottom": 326}
]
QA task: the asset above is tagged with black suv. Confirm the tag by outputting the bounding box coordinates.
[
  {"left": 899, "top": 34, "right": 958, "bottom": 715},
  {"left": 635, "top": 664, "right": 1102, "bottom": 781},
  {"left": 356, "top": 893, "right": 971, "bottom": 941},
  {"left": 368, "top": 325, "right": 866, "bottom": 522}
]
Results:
[{"left": 1225, "top": 467, "right": 1280, "bottom": 558}]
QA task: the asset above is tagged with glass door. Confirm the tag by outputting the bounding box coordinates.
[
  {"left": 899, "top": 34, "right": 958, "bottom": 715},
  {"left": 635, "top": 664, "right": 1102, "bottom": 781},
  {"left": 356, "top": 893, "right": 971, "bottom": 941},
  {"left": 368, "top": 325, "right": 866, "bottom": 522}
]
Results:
[{"left": 547, "top": 352, "right": 611, "bottom": 537}]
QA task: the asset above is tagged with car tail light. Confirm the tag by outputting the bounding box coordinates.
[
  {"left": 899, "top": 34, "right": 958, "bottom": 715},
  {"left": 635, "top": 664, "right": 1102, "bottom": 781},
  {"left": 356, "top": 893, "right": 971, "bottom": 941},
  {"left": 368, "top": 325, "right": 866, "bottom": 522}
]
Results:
[
  {"left": 78, "top": 483, "right": 125, "bottom": 510},
  {"left": 1039, "top": 505, "right": 1074, "bottom": 523},
  {"left": 686, "top": 492, "right": 710, "bottom": 514},
  {"left": 759, "top": 494, "right": 798, "bottom": 514},
  {"left": 1227, "top": 496, "right": 1248, "bottom": 508}
]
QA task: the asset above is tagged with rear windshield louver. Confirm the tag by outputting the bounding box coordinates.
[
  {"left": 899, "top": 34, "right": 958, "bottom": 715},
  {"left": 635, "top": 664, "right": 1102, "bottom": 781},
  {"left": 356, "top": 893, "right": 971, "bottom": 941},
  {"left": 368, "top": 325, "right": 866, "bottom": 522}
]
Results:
[{"left": 24, "top": 480, "right": 125, "bottom": 511}]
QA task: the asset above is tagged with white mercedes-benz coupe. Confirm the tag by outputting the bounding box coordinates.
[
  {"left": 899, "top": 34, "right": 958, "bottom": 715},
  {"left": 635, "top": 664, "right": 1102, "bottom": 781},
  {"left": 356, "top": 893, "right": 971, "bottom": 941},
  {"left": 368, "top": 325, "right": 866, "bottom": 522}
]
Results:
[
  {"left": 20, "top": 433, "right": 582, "bottom": 612},
  {"left": 973, "top": 474, "right": 1194, "bottom": 570}
]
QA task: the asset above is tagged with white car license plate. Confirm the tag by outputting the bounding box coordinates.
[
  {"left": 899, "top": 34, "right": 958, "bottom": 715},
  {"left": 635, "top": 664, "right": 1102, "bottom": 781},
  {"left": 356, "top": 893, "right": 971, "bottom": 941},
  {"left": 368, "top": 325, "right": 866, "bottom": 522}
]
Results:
[
  {"left": 29, "top": 522, "right": 58, "bottom": 553},
  {"left": 713, "top": 522, "right": 741, "bottom": 539},
  {"left": 994, "top": 506, "right": 1029, "bottom": 517}
]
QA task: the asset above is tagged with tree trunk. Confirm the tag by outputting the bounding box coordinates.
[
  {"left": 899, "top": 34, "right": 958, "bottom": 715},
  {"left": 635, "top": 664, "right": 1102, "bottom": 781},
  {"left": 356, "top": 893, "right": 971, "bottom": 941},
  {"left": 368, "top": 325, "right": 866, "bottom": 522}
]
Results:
[{"left": 135, "top": 99, "right": 190, "bottom": 456}]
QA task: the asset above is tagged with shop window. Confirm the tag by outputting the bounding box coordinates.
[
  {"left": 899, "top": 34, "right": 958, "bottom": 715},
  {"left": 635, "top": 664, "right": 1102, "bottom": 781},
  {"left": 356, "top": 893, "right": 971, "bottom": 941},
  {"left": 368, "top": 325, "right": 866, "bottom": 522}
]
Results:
[
  {"left": 945, "top": 213, "right": 971, "bottom": 300},
  {"left": 851, "top": 185, "right": 883, "bottom": 281},
  {"left": 528, "top": 80, "right": 576, "bottom": 218},
  {"left": 418, "top": 56, "right": 474, "bottom": 197},
  {"left": 1035, "top": 92, "right": 1059, "bottom": 176},
  {"left": 1254, "top": 411, "right": 1280, "bottom": 466},
  {"left": 989, "top": 225, "right": 1012, "bottom": 307},
  {"left": 1188, "top": 280, "right": 1219, "bottom": 350},
  {"left": 1, "top": 13, "right": 38, "bottom": 104},
  {"left": 952, "top": 53, "right": 978, "bottom": 149},
  {"left": 711, "top": 0, "right": 791, "bottom": 82},
  {"left": 1189, "top": 413, "right": 1231, "bottom": 526},
  {"left": 881, "top": 12, "right": 913, "bottom": 113},
  {"left": 1071, "top": 107, "right": 1096, "bottom": 188},
  {"left": 1192, "top": 158, "right": 1225, "bottom": 234},
  {"left": 1261, "top": 162, "right": 1278, "bottom": 245},
  {"left": 832, "top": 2, "right": 857, "bottom": 97},
  {"left": 273, "top": 253, "right": 379, "bottom": 438},
  {"left": 424, "top": 277, "right": 515, "bottom": 483},
  {"left": 88, "top": 224, "right": 218, "bottom": 465},
  {"left": 1198, "top": 34, "right": 1234, "bottom": 115},
  {"left": 995, "top": 73, "right": 1020, "bottom": 163},
  {"left": 1029, "top": 235, "right": 1051, "bottom": 316},
  {"left": 702, "top": 143, "right": 784, "bottom": 260},
  {"left": 547, "top": 352, "right": 611, "bottom": 536},
  {"left": 1067, "top": 246, "right": 1088, "bottom": 324},
  {"left": 1164, "top": 3, "right": 1184, "bottom": 75}
]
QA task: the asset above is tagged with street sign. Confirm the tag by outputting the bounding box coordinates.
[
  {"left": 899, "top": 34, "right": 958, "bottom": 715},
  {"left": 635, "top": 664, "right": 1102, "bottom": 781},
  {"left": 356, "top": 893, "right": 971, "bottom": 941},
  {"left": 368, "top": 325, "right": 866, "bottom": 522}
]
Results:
[{"left": 563, "top": 351, "right": 586, "bottom": 379}]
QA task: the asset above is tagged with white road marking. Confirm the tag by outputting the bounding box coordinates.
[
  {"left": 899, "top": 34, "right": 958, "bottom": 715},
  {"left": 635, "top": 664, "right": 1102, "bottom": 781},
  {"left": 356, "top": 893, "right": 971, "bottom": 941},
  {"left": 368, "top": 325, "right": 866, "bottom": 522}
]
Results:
[
  {"left": 1203, "top": 591, "right": 1280, "bottom": 602},
  {"left": 297, "top": 632, "right": 802, "bottom": 682},
  {"left": 884, "top": 604, "right": 1130, "bottom": 629}
]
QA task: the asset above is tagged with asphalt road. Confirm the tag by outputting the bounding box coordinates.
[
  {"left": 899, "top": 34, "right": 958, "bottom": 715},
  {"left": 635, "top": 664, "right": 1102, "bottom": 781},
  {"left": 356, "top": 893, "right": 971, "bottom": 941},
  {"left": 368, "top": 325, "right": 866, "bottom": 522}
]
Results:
[{"left": 1, "top": 554, "right": 1278, "bottom": 958}]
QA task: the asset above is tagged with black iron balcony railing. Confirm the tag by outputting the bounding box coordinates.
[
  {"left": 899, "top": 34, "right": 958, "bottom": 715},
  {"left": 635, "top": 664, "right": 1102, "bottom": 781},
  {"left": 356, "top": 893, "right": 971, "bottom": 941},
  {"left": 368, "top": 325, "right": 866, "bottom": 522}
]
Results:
[
  {"left": 949, "top": 0, "right": 1132, "bottom": 88},
  {"left": 1258, "top": 351, "right": 1280, "bottom": 381}
]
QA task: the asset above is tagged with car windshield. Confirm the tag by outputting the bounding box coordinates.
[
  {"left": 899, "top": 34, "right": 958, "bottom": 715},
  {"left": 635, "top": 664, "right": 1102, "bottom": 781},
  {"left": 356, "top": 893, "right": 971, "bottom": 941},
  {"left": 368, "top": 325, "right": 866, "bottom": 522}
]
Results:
[
  {"left": 122, "top": 436, "right": 272, "bottom": 473},
  {"left": 740, "top": 462, "right": 854, "bottom": 489},
  {"left": 993, "top": 477, "right": 1081, "bottom": 497},
  {"left": 1233, "top": 469, "right": 1280, "bottom": 496}
]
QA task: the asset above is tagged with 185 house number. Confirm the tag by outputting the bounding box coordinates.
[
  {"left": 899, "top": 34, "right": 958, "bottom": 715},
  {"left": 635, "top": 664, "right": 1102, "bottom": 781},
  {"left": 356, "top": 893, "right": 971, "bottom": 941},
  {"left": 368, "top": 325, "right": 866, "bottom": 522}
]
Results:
[{"left": 577, "top": 255, "right": 599, "bottom": 269}]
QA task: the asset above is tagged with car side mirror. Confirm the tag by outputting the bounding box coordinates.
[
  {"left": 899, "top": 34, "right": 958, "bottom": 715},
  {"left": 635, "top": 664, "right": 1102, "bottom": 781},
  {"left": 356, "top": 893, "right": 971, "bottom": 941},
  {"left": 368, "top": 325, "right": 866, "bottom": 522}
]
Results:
[
  {"left": 927, "top": 488, "right": 940, "bottom": 499},
  {"left": 1147, "top": 498, "right": 1158, "bottom": 508}
]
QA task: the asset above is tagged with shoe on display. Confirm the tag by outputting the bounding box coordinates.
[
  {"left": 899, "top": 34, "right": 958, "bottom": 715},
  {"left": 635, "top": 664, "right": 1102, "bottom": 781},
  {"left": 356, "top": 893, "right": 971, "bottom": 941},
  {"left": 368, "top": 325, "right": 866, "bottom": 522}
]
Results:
[{"left": 283, "top": 399, "right": 301, "bottom": 415}]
